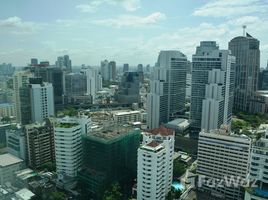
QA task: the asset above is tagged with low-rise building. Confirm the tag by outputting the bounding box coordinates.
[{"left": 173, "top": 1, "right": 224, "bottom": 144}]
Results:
[
  {"left": 112, "top": 110, "right": 141, "bottom": 124},
  {"left": 165, "top": 118, "right": 190, "bottom": 135},
  {"left": 0, "top": 153, "right": 23, "bottom": 185}
]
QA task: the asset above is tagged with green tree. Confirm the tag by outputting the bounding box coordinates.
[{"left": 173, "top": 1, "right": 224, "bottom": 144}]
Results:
[
  {"left": 48, "top": 192, "right": 66, "bottom": 200},
  {"left": 173, "top": 160, "right": 186, "bottom": 178},
  {"left": 166, "top": 186, "right": 182, "bottom": 200},
  {"left": 39, "top": 162, "right": 56, "bottom": 172},
  {"left": 102, "top": 183, "right": 123, "bottom": 200}
]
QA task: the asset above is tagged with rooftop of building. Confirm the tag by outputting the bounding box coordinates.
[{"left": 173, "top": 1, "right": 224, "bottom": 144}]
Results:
[
  {"left": 200, "top": 127, "right": 252, "bottom": 142},
  {"left": 56, "top": 122, "right": 79, "bottom": 128},
  {"left": 0, "top": 153, "right": 23, "bottom": 167},
  {"left": 112, "top": 110, "right": 141, "bottom": 116},
  {"left": 15, "top": 188, "right": 35, "bottom": 200},
  {"left": 141, "top": 140, "right": 164, "bottom": 152},
  {"left": 146, "top": 140, "right": 160, "bottom": 148},
  {"left": 146, "top": 126, "right": 174, "bottom": 136},
  {"left": 84, "top": 123, "right": 139, "bottom": 142},
  {"left": 166, "top": 118, "right": 190, "bottom": 128}
]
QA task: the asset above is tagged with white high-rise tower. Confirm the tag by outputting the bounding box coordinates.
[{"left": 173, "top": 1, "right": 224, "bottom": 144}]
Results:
[
  {"left": 137, "top": 126, "right": 175, "bottom": 199},
  {"left": 147, "top": 51, "right": 187, "bottom": 129},
  {"left": 191, "top": 42, "right": 235, "bottom": 134}
]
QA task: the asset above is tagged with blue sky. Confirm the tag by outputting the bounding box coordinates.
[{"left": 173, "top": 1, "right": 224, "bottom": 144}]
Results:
[{"left": 0, "top": 0, "right": 268, "bottom": 67}]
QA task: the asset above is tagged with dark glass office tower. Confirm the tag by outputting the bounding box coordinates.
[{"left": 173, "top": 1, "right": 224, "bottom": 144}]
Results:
[{"left": 228, "top": 33, "right": 260, "bottom": 112}]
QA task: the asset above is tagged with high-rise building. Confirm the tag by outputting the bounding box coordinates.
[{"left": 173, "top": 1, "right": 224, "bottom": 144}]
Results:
[
  {"left": 197, "top": 128, "right": 251, "bottom": 200},
  {"left": 0, "top": 63, "right": 15, "bottom": 76},
  {"left": 30, "top": 58, "right": 38, "bottom": 66},
  {"left": 13, "top": 71, "right": 32, "bottom": 123},
  {"left": 228, "top": 33, "right": 260, "bottom": 112},
  {"left": 137, "top": 126, "right": 175, "bottom": 200},
  {"left": 19, "top": 78, "right": 54, "bottom": 124},
  {"left": 244, "top": 131, "right": 268, "bottom": 200},
  {"left": 101, "top": 60, "right": 116, "bottom": 82},
  {"left": 54, "top": 116, "right": 90, "bottom": 177},
  {"left": 56, "top": 55, "right": 72, "bottom": 72},
  {"left": 258, "top": 68, "right": 268, "bottom": 90},
  {"left": 33, "top": 67, "right": 64, "bottom": 105},
  {"left": 109, "top": 61, "right": 116, "bottom": 81},
  {"left": 190, "top": 41, "right": 235, "bottom": 134},
  {"left": 25, "top": 119, "right": 55, "bottom": 169},
  {"left": 101, "top": 60, "right": 109, "bottom": 81},
  {"left": 147, "top": 50, "right": 187, "bottom": 129},
  {"left": 123, "top": 63, "right": 129, "bottom": 73},
  {"left": 80, "top": 66, "right": 102, "bottom": 103},
  {"left": 64, "top": 73, "right": 87, "bottom": 102},
  {"left": 137, "top": 64, "right": 143, "bottom": 72},
  {"left": 117, "top": 72, "right": 141, "bottom": 104},
  {"left": 78, "top": 125, "right": 141, "bottom": 199},
  {"left": 137, "top": 141, "right": 167, "bottom": 200}
]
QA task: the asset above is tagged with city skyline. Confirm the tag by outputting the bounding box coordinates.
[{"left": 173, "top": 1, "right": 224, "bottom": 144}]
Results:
[{"left": 0, "top": 0, "right": 268, "bottom": 67}]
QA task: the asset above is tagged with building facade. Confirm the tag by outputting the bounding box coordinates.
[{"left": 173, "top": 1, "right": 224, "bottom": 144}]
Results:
[
  {"left": 0, "top": 153, "right": 23, "bottom": 185},
  {"left": 117, "top": 72, "right": 141, "bottom": 104},
  {"left": 6, "top": 126, "right": 26, "bottom": 161},
  {"left": 190, "top": 41, "right": 235, "bottom": 134},
  {"left": 137, "top": 126, "right": 175, "bottom": 199},
  {"left": 197, "top": 129, "right": 251, "bottom": 200},
  {"left": 78, "top": 126, "right": 141, "bottom": 199},
  {"left": 25, "top": 119, "right": 55, "bottom": 169},
  {"left": 13, "top": 71, "right": 32, "bottom": 123},
  {"left": 80, "top": 66, "right": 102, "bottom": 103},
  {"left": 244, "top": 131, "right": 268, "bottom": 200},
  {"left": 147, "top": 50, "right": 187, "bottom": 129},
  {"left": 228, "top": 33, "right": 260, "bottom": 112},
  {"left": 54, "top": 117, "right": 85, "bottom": 177},
  {"left": 137, "top": 141, "right": 167, "bottom": 200}
]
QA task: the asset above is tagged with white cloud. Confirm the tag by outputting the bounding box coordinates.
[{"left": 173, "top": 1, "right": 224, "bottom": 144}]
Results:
[
  {"left": 0, "top": 16, "right": 39, "bottom": 34},
  {"left": 193, "top": 0, "right": 268, "bottom": 17},
  {"left": 76, "top": 0, "right": 140, "bottom": 13},
  {"left": 76, "top": 1, "right": 102, "bottom": 13},
  {"left": 92, "top": 12, "right": 166, "bottom": 27}
]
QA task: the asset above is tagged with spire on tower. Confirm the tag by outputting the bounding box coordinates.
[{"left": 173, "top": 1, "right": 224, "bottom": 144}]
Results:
[{"left": 242, "top": 25, "right": 247, "bottom": 37}]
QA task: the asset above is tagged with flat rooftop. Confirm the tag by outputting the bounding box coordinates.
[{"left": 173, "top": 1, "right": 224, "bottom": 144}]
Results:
[
  {"left": 86, "top": 124, "right": 136, "bottom": 140},
  {"left": 0, "top": 153, "right": 23, "bottom": 167}
]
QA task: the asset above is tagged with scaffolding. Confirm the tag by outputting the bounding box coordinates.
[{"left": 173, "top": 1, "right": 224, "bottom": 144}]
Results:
[{"left": 77, "top": 127, "right": 141, "bottom": 199}]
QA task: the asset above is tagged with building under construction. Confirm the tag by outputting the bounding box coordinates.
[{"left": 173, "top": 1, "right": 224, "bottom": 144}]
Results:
[{"left": 77, "top": 124, "right": 141, "bottom": 199}]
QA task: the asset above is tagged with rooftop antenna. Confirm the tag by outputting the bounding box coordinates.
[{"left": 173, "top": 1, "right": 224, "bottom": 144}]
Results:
[{"left": 242, "top": 25, "right": 247, "bottom": 37}]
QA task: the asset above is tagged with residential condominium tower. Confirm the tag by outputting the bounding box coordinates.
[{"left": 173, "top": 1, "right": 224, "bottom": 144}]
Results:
[
  {"left": 80, "top": 66, "right": 102, "bottom": 103},
  {"left": 13, "top": 71, "right": 32, "bottom": 123},
  {"left": 25, "top": 119, "right": 55, "bottom": 169},
  {"left": 147, "top": 50, "right": 187, "bottom": 129},
  {"left": 137, "top": 126, "right": 175, "bottom": 199},
  {"left": 54, "top": 115, "right": 91, "bottom": 177},
  {"left": 190, "top": 41, "right": 235, "bottom": 134},
  {"left": 228, "top": 33, "right": 260, "bottom": 112},
  {"left": 19, "top": 77, "right": 55, "bottom": 124}
]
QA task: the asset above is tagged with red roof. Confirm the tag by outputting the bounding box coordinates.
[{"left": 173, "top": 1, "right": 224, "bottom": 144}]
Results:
[
  {"left": 147, "top": 126, "right": 173, "bottom": 136},
  {"left": 146, "top": 140, "right": 160, "bottom": 148}
]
